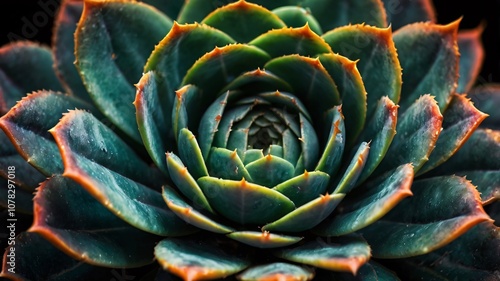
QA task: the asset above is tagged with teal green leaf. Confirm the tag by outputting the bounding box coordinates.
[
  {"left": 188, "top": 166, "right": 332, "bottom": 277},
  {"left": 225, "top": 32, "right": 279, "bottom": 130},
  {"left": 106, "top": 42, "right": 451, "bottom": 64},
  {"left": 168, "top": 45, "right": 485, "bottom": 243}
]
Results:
[
  {"left": 457, "top": 25, "right": 485, "bottom": 93},
  {"left": 332, "top": 142, "right": 370, "bottom": 194},
  {"left": 75, "top": 0, "right": 172, "bottom": 142},
  {"left": 198, "top": 92, "right": 229, "bottom": 159},
  {"left": 277, "top": 236, "right": 371, "bottom": 274},
  {"left": 177, "top": 128, "right": 209, "bottom": 179},
  {"left": 272, "top": 6, "right": 322, "bottom": 34},
  {"left": 155, "top": 238, "right": 250, "bottom": 280},
  {"left": 393, "top": 20, "right": 460, "bottom": 113},
  {"left": 52, "top": 0, "right": 91, "bottom": 104},
  {"left": 417, "top": 94, "right": 487, "bottom": 176},
  {"left": 249, "top": 25, "right": 331, "bottom": 58},
  {"left": 0, "top": 42, "right": 64, "bottom": 115},
  {"left": 30, "top": 176, "right": 161, "bottom": 268},
  {"left": 0, "top": 90, "right": 95, "bottom": 176},
  {"left": 459, "top": 170, "right": 500, "bottom": 204},
  {"left": 315, "top": 106, "right": 345, "bottom": 178},
  {"left": 356, "top": 96, "right": 398, "bottom": 184},
  {"left": 245, "top": 154, "right": 295, "bottom": 187},
  {"left": 201, "top": 1, "right": 286, "bottom": 42},
  {"left": 376, "top": 95, "right": 442, "bottom": 175},
  {"left": 227, "top": 231, "right": 302, "bottom": 248},
  {"left": 197, "top": 176, "right": 295, "bottom": 225},
  {"left": 273, "top": 171, "right": 330, "bottom": 207},
  {"left": 50, "top": 110, "right": 164, "bottom": 188},
  {"left": 469, "top": 84, "right": 500, "bottom": 130},
  {"left": 221, "top": 69, "right": 293, "bottom": 94},
  {"left": 382, "top": 0, "right": 436, "bottom": 30},
  {"left": 318, "top": 260, "right": 401, "bottom": 280},
  {"left": 166, "top": 152, "right": 213, "bottom": 213},
  {"left": 315, "top": 164, "right": 413, "bottom": 236},
  {"left": 0, "top": 232, "right": 113, "bottom": 281},
  {"left": 358, "top": 176, "right": 491, "bottom": 258},
  {"left": 300, "top": 0, "right": 387, "bottom": 31},
  {"left": 207, "top": 147, "right": 252, "bottom": 181},
  {"left": 318, "top": 54, "right": 367, "bottom": 147},
  {"left": 244, "top": 149, "right": 265, "bottom": 165},
  {"left": 298, "top": 113, "right": 320, "bottom": 171},
  {"left": 323, "top": 25, "right": 401, "bottom": 117},
  {"left": 143, "top": 0, "right": 184, "bottom": 20},
  {"left": 181, "top": 44, "right": 271, "bottom": 105},
  {"left": 0, "top": 182, "right": 33, "bottom": 215},
  {"left": 237, "top": 262, "right": 314, "bottom": 281},
  {"left": 258, "top": 91, "right": 311, "bottom": 121},
  {"left": 176, "top": 0, "right": 229, "bottom": 23},
  {"left": 162, "top": 186, "right": 233, "bottom": 234},
  {"left": 262, "top": 193, "right": 345, "bottom": 232},
  {"left": 172, "top": 85, "right": 205, "bottom": 145}
]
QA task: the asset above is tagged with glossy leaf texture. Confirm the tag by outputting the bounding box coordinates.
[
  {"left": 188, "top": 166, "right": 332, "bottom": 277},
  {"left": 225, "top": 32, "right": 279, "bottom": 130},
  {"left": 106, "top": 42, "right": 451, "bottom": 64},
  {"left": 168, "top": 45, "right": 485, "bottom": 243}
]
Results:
[{"left": 382, "top": 0, "right": 436, "bottom": 30}]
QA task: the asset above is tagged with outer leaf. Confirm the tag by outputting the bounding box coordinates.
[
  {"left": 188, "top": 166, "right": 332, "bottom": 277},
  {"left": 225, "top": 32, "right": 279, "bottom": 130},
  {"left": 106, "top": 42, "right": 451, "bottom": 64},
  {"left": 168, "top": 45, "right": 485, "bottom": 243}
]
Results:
[
  {"left": 0, "top": 232, "right": 112, "bottom": 281},
  {"left": 30, "top": 176, "right": 161, "bottom": 268},
  {"left": 237, "top": 262, "right": 314, "bottom": 281},
  {"left": 277, "top": 236, "right": 371, "bottom": 274},
  {"left": 382, "top": 0, "right": 436, "bottom": 30},
  {"left": 155, "top": 238, "right": 251, "bottom": 280},
  {"left": 359, "top": 176, "right": 491, "bottom": 258},
  {"left": 75, "top": 0, "right": 172, "bottom": 142},
  {"left": 417, "top": 94, "right": 487, "bottom": 175},
  {"left": 201, "top": 1, "right": 286, "bottom": 43},
  {"left": 0, "top": 91, "right": 95, "bottom": 176},
  {"left": 393, "top": 20, "right": 460, "bottom": 113},
  {"left": 0, "top": 42, "right": 64, "bottom": 115},
  {"left": 227, "top": 231, "right": 303, "bottom": 248},
  {"left": 323, "top": 24, "right": 401, "bottom": 117},
  {"left": 457, "top": 24, "right": 485, "bottom": 93},
  {"left": 469, "top": 84, "right": 500, "bottom": 130}
]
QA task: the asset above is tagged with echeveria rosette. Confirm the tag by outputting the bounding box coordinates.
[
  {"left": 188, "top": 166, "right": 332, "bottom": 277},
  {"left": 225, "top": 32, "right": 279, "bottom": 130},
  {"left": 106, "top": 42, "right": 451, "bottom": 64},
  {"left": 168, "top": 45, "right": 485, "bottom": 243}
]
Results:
[{"left": 0, "top": 0, "right": 499, "bottom": 280}]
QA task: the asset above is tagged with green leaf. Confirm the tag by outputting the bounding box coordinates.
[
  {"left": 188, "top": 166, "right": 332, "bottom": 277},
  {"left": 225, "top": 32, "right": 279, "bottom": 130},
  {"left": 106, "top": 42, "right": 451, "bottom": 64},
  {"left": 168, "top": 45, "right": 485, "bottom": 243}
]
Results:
[
  {"left": 0, "top": 42, "right": 64, "bottom": 115},
  {"left": 177, "top": 128, "right": 209, "bottom": 179},
  {"left": 375, "top": 95, "right": 442, "bottom": 175},
  {"left": 30, "top": 176, "right": 161, "bottom": 268},
  {"left": 246, "top": 154, "right": 295, "bottom": 187},
  {"left": 469, "top": 84, "right": 500, "bottom": 130},
  {"left": 356, "top": 96, "right": 398, "bottom": 184},
  {"left": 315, "top": 164, "right": 413, "bottom": 236},
  {"left": 300, "top": 0, "right": 387, "bottom": 31},
  {"left": 162, "top": 186, "right": 234, "bottom": 234},
  {"left": 207, "top": 147, "right": 252, "bottom": 181},
  {"left": 332, "top": 142, "right": 370, "bottom": 194},
  {"left": 323, "top": 25, "right": 401, "bottom": 117},
  {"left": 273, "top": 171, "right": 330, "bottom": 207},
  {"left": 393, "top": 20, "right": 460, "bottom": 113},
  {"left": 75, "top": 0, "right": 172, "bottom": 142},
  {"left": 459, "top": 170, "right": 500, "bottom": 204},
  {"left": 272, "top": 6, "right": 322, "bottom": 34},
  {"left": 198, "top": 92, "right": 229, "bottom": 159},
  {"left": 457, "top": 25, "right": 485, "bottom": 93},
  {"left": 262, "top": 193, "right": 345, "bottom": 232},
  {"left": 237, "top": 263, "right": 314, "bottom": 281},
  {"left": 50, "top": 110, "right": 164, "bottom": 188},
  {"left": 227, "top": 231, "right": 302, "bottom": 248},
  {"left": 318, "top": 260, "right": 401, "bottom": 280},
  {"left": 201, "top": 1, "right": 286, "bottom": 42},
  {"left": 142, "top": 0, "right": 184, "bottom": 20},
  {"left": 52, "top": 0, "right": 92, "bottom": 104},
  {"left": 0, "top": 91, "right": 95, "bottom": 176},
  {"left": 249, "top": 25, "right": 331, "bottom": 58},
  {"left": 176, "top": 0, "right": 229, "bottom": 23},
  {"left": 315, "top": 106, "right": 345, "bottom": 178},
  {"left": 417, "top": 94, "right": 488, "bottom": 176},
  {"left": 382, "top": 0, "right": 436, "bottom": 30},
  {"left": 221, "top": 69, "right": 293, "bottom": 94},
  {"left": 277, "top": 236, "right": 371, "bottom": 274},
  {"left": 359, "top": 176, "right": 491, "bottom": 258},
  {"left": 1, "top": 232, "right": 113, "bottom": 281},
  {"left": 197, "top": 176, "right": 295, "bottom": 225},
  {"left": 318, "top": 54, "right": 367, "bottom": 147},
  {"left": 154, "top": 238, "right": 250, "bottom": 280}
]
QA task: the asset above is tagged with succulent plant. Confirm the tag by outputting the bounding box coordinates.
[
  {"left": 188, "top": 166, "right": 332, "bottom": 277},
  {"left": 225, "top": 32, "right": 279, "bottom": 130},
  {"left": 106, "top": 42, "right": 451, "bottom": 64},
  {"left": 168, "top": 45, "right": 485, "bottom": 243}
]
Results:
[{"left": 1, "top": 0, "right": 499, "bottom": 280}]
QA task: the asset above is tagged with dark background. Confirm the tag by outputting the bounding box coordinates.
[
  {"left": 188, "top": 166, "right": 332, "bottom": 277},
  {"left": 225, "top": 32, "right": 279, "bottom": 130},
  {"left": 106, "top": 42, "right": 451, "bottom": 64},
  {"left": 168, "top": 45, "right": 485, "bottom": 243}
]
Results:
[{"left": 1, "top": 0, "right": 500, "bottom": 83}]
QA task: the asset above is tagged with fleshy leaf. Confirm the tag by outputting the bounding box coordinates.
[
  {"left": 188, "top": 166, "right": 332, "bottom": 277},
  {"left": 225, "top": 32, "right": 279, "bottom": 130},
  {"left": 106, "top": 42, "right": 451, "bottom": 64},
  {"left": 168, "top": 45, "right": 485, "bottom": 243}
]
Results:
[
  {"left": 198, "top": 92, "right": 229, "bottom": 159},
  {"left": 417, "top": 94, "right": 488, "bottom": 175},
  {"left": 197, "top": 177, "right": 295, "bottom": 225},
  {"left": 262, "top": 193, "right": 345, "bottom": 233},
  {"left": 277, "top": 236, "right": 371, "bottom": 274},
  {"left": 52, "top": 0, "right": 91, "bottom": 104},
  {"left": 314, "top": 107, "right": 345, "bottom": 178},
  {"left": 201, "top": 1, "right": 286, "bottom": 43},
  {"left": 469, "top": 84, "right": 500, "bottom": 130},
  {"left": 30, "top": 176, "right": 161, "bottom": 268},
  {"left": 272, "top": 6, "right": 322, "bottom": 34},
  {"left": 332, "top": 142, "right": 370, "bottom": 194},
  {"left": 459, "top": 170, "right": 500, "bottom": 204},
  {"left": 315, "top": 164, "right": 413, "bottom": 236},
  {"left": 245, "top": 154, "right": 295, "bottom": 187},
  {"left": 238, "top": 262, "right": 314, "bottom": 281},
  {"left": 0, "top": 90, "right": 95, "bottom": 176},
  {"left": 393, "top": 20, "right": 460, "bottom": 113},
  {"left": 457, "top": 24, "right": 485, "bottom": 93},
  {"left": 227, "top": 231, "right": 302, "bottom": 248},
  {"left": 221, "top": 69, "right": 293, "bottom": 94},
  {"left": 1, "top": 232, "right": 112, "bottom": 281},
  {"left": 207, "top": 147, "right": 253, "bottom": 182},
  {"left": 375, "top": 95, "right": 442, "bottom": 175},
  {"left": 155, "top": 238, "right": 251, "bottom": 280},
  {"left": 177, "top": 128, "right": 209, "bottom": 179},
  {"left": 382, "top": 0, "right": 436, "bottom": 30},
  {"left": 359, "top": 176, "right": 491, "bottom": 258},
  {"left": 162, "top": 186, "right": 234, "bottom": 234},
  {"left": 75, "top": 0, "right": 172, "bottom": 142},
  {"left": 273, "top": 171, "right": 330, "bottom": 207},
  {"left": 323, "top": 25, "right": 401, "bottom": 117},
  {"left": 0, "top": 42, "right": 64, "bottom": 115},
  {"left": 143, "top": 0, "right": 184, "bottom": 20}
]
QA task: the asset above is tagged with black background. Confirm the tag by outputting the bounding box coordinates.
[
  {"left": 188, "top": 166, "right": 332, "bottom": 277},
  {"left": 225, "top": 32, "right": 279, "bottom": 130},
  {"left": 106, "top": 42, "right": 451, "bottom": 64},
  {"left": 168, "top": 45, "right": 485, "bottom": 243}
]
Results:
[{"left": 1, "top": 0, "right": 500, "bottom": 83}]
